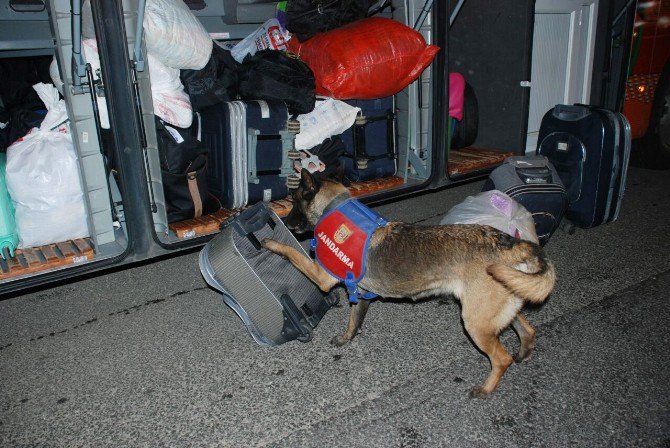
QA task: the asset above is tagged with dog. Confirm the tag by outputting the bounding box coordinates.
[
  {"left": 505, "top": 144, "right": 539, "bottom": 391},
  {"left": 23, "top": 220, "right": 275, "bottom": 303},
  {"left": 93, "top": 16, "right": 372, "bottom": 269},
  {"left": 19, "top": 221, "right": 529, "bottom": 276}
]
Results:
[{"left": 262, "top": 169, "right": 556, "bottom": 398}]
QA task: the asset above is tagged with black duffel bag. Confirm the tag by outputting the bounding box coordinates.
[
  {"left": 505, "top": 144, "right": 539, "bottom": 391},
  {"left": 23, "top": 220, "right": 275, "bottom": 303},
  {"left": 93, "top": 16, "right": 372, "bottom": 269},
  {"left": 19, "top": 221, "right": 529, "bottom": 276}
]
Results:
[
  {"left": 155, "top": 116, "right": 220, "bottom": 223},
  {"left": 285, "top": 0, "right": 379, "bottom": 42},
  {"left": 238, "top": 49, "right": 316, "bottom": 115},
  {"left": 180, "top": 44, "right": 241, "bottom": 111}
]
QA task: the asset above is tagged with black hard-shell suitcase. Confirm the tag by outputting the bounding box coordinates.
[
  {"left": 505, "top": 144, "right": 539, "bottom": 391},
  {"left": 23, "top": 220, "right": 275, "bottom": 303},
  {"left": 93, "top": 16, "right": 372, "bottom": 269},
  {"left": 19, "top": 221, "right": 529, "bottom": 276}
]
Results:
[
  {"left": 199, "top": 100, "right": 296, "bottom": 209},
  {"left": 537, "top": 104, "right": 631, "bottom": 229},
  {"left": 339, "top": 97, "right": 397, "bottom": 181},
  {"left": 483, "top": 155, "right": 568, "bottom": 246},
  {"left": 199, "top": 202, "right": 335, "bottom": 346}
]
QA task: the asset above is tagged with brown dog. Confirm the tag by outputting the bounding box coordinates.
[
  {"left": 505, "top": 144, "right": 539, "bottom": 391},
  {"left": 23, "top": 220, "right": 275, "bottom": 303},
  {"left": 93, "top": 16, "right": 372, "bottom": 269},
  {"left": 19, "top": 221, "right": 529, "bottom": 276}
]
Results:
[{"left": 262, "top": 170, "right": 556, "bottom": 398}]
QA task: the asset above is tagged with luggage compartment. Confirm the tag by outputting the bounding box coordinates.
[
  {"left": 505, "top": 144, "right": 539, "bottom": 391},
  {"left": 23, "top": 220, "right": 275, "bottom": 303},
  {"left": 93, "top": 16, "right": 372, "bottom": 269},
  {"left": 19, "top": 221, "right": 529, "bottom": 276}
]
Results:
[
  {"left": 144, "top": 0, "right": 441, "bottom": 241},
  {"left": 0, "top": 0, "right": 128, "bottom": 284},
  {"left": 445, "top": 0, "right": 532, "bottom": 178}
]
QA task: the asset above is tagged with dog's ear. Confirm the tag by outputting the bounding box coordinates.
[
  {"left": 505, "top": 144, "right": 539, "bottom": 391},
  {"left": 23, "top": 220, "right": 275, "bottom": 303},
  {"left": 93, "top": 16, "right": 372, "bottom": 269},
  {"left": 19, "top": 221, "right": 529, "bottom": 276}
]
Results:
[{"left": 300, "top": 168, "right": 319, "bottom": 200}]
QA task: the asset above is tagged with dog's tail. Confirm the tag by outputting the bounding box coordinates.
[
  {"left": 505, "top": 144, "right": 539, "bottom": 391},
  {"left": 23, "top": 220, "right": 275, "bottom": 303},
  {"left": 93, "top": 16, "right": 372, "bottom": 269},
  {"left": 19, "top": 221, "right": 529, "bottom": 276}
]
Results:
[{"left": 487, "top": 241, "right": 556, "bottom": 303}]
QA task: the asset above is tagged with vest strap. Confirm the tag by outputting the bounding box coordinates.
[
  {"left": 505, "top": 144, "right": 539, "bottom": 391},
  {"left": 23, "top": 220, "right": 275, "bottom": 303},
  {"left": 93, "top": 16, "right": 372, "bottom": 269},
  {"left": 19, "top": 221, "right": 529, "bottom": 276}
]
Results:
[{"left": 345, "top": 272, "right": 378, "bottom": 304}]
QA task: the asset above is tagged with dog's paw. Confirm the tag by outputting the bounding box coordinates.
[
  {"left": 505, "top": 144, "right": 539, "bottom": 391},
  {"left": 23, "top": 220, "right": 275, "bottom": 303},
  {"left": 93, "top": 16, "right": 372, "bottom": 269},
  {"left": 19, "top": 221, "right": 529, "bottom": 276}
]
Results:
[
  {"left": 468, "top": 386, "right": 491, "bottom": 399},
  {"left": 261, "top": 239, "right": 286, "bottom": 258},
  {"left": 330, "top": 335, "right": 350, "bottom": 347},
  {"left": 513, "top": 351, "right": 531, "bottom": 364},
  {"left": 261, "top": 238, "right": 277, "bottom": 251}
]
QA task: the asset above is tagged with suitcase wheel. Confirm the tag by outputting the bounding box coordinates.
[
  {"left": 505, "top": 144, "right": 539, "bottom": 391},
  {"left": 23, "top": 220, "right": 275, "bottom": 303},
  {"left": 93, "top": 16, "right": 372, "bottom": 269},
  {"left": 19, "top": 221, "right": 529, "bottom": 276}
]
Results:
[
  {"left": 287, "top": 119, "right": 301, "bottom": 134},
  {"left": 560, "top": 218, "right": 576, "bottom": 235},
  {"left": 296, "top": 330, "right": 313, "bottom": 343},
  {"left": 355, "top": 114, "right": 367, "bottom": 126},
  {"left": 287, "top": 174, "right": 301, "bottom": 189}
]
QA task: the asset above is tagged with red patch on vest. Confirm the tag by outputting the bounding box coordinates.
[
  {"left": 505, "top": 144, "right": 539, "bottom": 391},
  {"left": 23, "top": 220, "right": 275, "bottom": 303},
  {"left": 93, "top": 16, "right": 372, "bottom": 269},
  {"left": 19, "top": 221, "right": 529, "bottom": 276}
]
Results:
[{"left": 314, "top": 210, "right": 367, "bottom": 280}]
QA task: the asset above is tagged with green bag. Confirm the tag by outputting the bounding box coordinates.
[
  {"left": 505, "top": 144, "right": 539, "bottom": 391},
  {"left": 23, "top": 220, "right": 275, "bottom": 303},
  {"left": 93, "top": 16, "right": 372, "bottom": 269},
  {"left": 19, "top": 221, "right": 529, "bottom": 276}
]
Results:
[{"left": 0, "top": 153, "right": 18, "bottom": 259}]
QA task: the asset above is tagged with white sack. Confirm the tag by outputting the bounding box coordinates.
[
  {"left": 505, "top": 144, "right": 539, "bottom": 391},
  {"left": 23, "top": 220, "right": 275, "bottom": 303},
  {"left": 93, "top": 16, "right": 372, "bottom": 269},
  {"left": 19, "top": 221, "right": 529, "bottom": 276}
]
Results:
[
  {"left": 440, "top": 190, "right": 539, "bottom": 244},
  {"left": 143, "top": 0, "right": 213, "bottom": 70},
  {"left": 83, "top": 0, "right": 212, "bottom": 70},
  {"left": 148, "top": 54, "right": 193, "bottom": 128},
  {"left": 295, "top": 98, "right": 360, "bottom": 150},
  {"left": 6, "top": 83, "right": 89, "bottom": 248}
]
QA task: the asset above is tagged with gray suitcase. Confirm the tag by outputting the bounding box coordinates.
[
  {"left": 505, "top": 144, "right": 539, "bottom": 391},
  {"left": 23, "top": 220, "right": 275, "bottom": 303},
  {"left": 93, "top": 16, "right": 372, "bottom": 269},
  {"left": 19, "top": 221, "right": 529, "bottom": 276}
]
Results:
[{"left": 199, "top": 202, "right": 335, "bottom": 346}]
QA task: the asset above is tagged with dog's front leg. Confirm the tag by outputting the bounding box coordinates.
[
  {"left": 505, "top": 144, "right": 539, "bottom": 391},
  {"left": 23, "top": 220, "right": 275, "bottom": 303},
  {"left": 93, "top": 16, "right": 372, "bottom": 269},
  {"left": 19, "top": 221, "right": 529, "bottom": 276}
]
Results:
[
  {"left": 331, "top": 299, "right": 371, "bottom": 347},
  {"left": 261, "top": 239, "right": 339, "bottom": 292}
]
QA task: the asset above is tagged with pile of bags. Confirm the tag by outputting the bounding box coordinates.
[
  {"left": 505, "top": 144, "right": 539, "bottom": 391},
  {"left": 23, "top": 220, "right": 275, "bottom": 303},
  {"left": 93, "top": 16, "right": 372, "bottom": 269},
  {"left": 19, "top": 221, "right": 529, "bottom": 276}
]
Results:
[
  {"left": 4, "top": 83, "right": 90, "bottom": 249},
  {"left": 175, "top": 0, "right": 439, "bottom": 179},
  {"left": 126, "top": 0, "right": 441, "bottom": 220},
  {"left": 0, "top": 55, "right": 91, "bottom": 252}
]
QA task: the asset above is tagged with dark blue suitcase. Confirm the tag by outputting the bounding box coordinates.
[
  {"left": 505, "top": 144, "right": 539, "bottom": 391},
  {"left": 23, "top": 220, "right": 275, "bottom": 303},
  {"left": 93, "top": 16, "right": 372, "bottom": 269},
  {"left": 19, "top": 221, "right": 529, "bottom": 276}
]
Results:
[
  {"left": 483, "top": 155, "right": 568, "bottom": 246},
  {"left": 199, "top": 100, "right": 295, "bottom": 209},
  {"left": 537, "top": 104, "right": 631, "bottom": 229},
  {"left": 339, "top": 97, "right": 397, "bottom": 181}
]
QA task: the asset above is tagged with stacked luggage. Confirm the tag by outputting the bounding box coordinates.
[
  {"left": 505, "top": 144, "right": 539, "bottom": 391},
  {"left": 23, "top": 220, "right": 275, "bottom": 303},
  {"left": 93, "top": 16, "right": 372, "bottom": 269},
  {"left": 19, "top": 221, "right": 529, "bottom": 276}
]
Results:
[
  {"left": 483, "top": 103, "right": 631, "bottom": 246},
  {"left": 159, "top": 1, "right": 439, "bottom": 219}
]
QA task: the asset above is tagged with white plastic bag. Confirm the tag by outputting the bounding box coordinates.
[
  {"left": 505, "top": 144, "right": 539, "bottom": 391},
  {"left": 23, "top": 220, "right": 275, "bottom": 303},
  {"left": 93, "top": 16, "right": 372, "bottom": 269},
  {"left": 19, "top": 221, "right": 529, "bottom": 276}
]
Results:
[
  {"left": 5, "top": 83, "right": 89, "bottom": 248},
  {"left": 148, "top": 54, "right": 193, "bottom": 128},
  {"left": 230, "top": 18, "right": 290, "bottom": 63},
  {"left": 143, "top": 0, "right": 213, "bottom": 70},
  {"left": 440, "top": 190, "right": 539, "bottom": 244},
  {"left": 295, "top": 98, "right": 360, "bottom": 150}
]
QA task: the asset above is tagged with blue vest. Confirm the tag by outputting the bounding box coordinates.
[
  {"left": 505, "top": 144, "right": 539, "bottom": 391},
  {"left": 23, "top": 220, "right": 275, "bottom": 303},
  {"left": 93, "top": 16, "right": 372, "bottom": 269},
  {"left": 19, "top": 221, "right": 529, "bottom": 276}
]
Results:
[{"left": 310, "top": 199, "right": 388, "bottom": 303}]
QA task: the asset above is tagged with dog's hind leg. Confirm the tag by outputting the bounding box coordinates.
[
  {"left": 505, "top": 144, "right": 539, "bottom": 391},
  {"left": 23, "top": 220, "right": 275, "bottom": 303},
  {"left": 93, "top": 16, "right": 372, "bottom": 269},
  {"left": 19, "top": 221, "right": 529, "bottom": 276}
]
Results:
[
  {"left": 331, "top": 300, "right": 371, "bottom": 347},
  {"left": 511, "top": 313, "right": 536, "bottom": 363},
  {"left": 465, "top": 327, "right": 513, "bottom": 398}
]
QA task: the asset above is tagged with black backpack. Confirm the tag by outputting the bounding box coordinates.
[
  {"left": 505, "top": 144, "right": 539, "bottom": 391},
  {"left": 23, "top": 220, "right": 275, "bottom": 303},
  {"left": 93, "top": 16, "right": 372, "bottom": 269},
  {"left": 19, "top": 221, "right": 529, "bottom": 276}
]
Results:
[
  {"left": 238, "top": 49, "right": 316, "bottom": 115},
  {"left": 285, "top": 0, "right": 378, "bottom": 42},
  {"left": 155, "top": 115, "right": 220, "bottom": 223}
]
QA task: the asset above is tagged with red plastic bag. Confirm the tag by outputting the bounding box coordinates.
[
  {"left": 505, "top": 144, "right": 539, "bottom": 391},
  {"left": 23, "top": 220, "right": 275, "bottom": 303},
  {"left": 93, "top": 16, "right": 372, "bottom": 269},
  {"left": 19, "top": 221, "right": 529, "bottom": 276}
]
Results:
[{"left": 288, "top": 18, "right": 440, "bottom": 100}]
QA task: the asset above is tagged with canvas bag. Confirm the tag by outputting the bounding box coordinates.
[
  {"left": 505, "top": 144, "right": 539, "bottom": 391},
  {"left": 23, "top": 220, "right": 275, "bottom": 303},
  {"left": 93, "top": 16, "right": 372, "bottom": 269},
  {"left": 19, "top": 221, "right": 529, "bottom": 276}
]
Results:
[{"left": 155, "top": 115, "right": 219, "bottom": 223}]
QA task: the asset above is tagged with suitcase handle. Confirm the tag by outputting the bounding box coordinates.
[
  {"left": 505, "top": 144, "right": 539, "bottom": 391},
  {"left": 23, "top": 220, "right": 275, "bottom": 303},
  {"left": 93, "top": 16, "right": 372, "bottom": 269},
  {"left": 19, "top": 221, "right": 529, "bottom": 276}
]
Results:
[
  {"left": 247, "top": 128, "right": 295, "bottom": 184},
  {"left": 232, "top": 203, "right": 276, "bottom": 249},
  {"left": 515, "top": 166, "right": 553, "bottom": 184},
  {"left": 553, "top": 104, "right": 590, "bottom": 121},
  {"left": 352, "top": 112, "right": 396, "bottom": 161}
]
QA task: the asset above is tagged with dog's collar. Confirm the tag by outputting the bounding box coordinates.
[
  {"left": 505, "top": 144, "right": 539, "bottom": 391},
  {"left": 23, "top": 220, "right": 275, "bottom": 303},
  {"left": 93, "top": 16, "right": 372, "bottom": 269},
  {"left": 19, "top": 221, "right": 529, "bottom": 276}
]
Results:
[{"left": 321, "top": 192, "right": 351, "bottom": 217}]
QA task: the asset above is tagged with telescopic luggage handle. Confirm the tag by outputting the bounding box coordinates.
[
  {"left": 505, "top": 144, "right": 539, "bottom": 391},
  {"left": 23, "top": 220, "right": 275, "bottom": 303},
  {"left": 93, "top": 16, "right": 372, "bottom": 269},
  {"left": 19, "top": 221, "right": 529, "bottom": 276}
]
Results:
[
  {"left": 231, "top": 203, "right": 276, "bottom": 250},
  {"left": 553, "top": 104, "right": 590, "bottom": 121}
]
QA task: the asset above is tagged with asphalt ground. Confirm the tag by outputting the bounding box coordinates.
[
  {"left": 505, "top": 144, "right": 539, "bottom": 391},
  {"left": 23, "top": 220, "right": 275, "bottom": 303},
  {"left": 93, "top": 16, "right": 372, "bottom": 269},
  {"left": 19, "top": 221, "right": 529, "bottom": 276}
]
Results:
[{"left": 1, "top": 164, "right": 669, "bottom": 447}]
